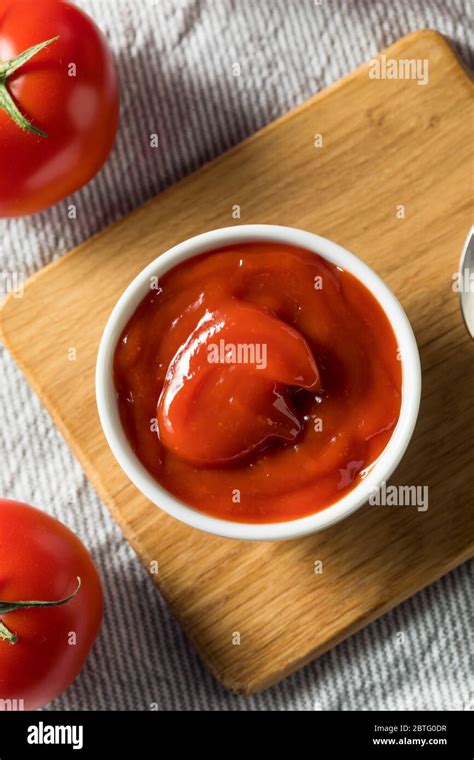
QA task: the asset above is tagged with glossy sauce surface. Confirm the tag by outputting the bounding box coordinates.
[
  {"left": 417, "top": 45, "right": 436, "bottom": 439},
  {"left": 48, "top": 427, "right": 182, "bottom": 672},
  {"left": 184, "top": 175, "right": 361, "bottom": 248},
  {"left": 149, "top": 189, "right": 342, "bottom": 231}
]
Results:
[{"left": 114, "top": 243, "right": 402, "bottom": 523}]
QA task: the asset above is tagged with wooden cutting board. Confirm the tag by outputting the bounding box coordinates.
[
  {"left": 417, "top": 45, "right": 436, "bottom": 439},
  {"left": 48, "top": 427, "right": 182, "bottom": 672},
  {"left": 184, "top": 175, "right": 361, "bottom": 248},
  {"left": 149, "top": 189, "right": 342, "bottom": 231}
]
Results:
[{"left": 1, "top": 31, "right": 473, "bottom": 694}]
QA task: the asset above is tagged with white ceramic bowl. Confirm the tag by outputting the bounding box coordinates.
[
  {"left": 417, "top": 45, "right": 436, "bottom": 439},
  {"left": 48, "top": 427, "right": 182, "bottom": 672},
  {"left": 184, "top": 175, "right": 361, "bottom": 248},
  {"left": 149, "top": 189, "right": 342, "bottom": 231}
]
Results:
[{"left": 96, "top": 225, "right": 421, "bottom": 541}]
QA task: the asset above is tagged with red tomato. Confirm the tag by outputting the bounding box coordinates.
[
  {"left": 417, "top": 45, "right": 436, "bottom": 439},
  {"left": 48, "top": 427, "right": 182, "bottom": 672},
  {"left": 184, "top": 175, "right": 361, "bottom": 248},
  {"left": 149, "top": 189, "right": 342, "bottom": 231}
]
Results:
[
  {"left": 0, "top": 0, "right": 119, "bottom": 217},
  {"left": 0, "top": 499, "right": 103, "bottom": 710}
]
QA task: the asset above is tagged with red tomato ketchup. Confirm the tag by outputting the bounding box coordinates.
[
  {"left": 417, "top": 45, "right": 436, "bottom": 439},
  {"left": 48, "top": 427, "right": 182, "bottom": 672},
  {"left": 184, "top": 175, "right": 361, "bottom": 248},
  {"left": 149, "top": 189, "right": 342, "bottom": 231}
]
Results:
[{"left": 113, "top": 243, "right": 402, "bottom": 523}]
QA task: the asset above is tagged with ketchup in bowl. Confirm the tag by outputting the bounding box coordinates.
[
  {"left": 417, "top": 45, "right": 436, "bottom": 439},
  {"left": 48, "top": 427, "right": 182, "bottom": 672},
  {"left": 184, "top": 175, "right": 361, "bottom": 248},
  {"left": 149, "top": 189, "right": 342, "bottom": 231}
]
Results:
[{"left": 113, "top": 243, "right": 402, "bottom": 523}]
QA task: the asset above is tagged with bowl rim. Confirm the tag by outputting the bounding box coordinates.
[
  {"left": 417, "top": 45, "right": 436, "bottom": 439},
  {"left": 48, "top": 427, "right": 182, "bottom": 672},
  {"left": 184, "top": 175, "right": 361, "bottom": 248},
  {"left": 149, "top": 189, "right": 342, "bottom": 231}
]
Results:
[{"left": 95, "top": 224, "right": 422, "bottom": 541}]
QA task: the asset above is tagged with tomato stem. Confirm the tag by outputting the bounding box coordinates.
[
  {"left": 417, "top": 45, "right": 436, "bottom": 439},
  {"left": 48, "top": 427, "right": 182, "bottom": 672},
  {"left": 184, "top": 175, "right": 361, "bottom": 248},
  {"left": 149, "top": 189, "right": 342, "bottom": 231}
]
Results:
[
  {"left": 0, "top": 621, "right": 18, "bottom": 645},
  {"left": 0, "top": 577, "right": 81, "bottom": 645},
  {"left": 0, "top": 36, "right": 60, "bottom": 137},
  {"left": 0, "top": 82, "right": 47, "bottom": 137}
]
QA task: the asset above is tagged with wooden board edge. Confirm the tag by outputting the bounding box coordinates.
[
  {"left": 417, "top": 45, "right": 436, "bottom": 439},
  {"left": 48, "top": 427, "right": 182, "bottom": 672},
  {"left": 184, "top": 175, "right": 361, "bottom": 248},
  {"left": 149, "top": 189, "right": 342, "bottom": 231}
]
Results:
[
  {"left": 0, "top": 322, "right": 145, "bottom": 545},
  {"left": 225, "top": 547, "right": 474, "bottom": 694}
]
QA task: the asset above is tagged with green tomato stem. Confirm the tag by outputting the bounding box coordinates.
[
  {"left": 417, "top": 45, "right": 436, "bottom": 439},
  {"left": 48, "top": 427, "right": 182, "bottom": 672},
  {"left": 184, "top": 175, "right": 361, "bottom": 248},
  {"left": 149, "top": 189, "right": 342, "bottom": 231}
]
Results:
[
  {"left": 0, "top": 82, "right": 47, "bottom": 137},
  {"left": 0, "top": 621, "right": 18, "bottom": 645},
  {"left": 0, "top": 35, "right": 60, "bottom": 137},
  {"left": 0, "top": 577, "right": 81, "bottom": 645}
]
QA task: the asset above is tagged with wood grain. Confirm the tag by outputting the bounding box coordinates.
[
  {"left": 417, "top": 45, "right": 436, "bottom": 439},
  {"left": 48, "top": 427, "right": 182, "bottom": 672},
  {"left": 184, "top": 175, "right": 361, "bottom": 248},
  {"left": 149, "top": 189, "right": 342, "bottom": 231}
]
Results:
[{"left": 1, "top": 31, "right": 473, "bottom": 693}]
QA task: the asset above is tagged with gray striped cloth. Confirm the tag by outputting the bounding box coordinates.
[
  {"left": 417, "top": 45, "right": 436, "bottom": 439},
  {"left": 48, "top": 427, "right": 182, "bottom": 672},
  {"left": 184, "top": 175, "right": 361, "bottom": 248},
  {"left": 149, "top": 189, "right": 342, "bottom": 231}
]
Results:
[{"left": 0, "top": 0, "right": 472, "bottom": 711}]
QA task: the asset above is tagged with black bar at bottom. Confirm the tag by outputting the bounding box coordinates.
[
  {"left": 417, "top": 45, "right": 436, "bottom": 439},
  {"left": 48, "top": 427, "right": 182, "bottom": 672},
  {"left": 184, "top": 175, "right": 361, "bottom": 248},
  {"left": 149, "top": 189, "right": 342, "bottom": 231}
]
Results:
[{"left": 0, "top": 710, "right": 470, "bottom": 757}]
